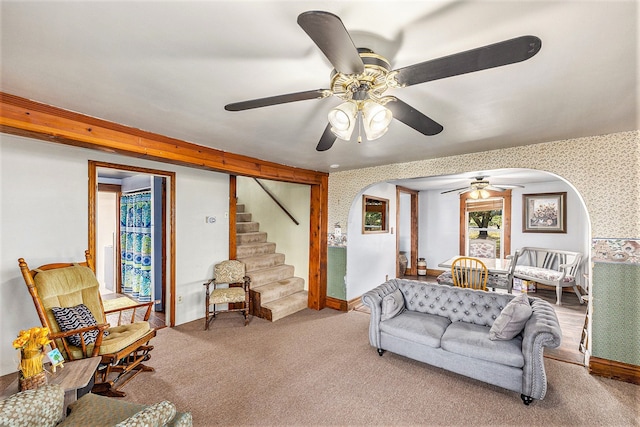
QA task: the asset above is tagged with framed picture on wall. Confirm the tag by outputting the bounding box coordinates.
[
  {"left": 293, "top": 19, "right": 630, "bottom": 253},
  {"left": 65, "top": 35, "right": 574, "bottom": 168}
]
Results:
[{"left": 522, "top": 192, "right": 567, "bottom": 233}]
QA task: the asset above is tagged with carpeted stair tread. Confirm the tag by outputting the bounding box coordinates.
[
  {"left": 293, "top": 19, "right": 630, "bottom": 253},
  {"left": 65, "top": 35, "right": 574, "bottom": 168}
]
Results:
[
  {"left": 237, "top": 221, "right": 260, "bottom": 233},
  {"left": 237, "top": 231, "right": 268, "bottom": 244},
  {"left": 251, "top": 277, "right": 305, "bottom": 305},
  {"left": 236, "top": 242, "right": 276, "bottom": 258},
  {"left": 237, "top": 204, "right": 245, "bottom": 213},
  {"left": 262, "top": 291, "right": 308, "bottom": 322},
  {"left": 247, "top": 264, "right": 295, "bottom": 288},
  {"left": 239, "top": 253, "right": 285, "bottom": 271},
  {"left": 237, "top": 212, "right": 252, "bottom": 222}
]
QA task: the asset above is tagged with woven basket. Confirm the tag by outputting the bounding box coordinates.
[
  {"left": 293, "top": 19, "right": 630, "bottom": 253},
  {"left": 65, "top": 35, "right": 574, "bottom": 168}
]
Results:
[{"left": 18, "top": 370, "right": 48, "bottom": 391}]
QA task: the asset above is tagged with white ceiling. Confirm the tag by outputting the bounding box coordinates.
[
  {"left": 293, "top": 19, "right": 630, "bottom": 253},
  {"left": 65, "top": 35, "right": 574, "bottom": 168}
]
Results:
[{"left": 1, "top": 1, "right": 638, "bottom": 175}]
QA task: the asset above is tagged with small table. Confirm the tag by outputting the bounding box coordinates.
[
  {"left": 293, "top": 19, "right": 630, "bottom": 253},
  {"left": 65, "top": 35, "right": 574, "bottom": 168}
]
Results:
[
  {"left": 438, "top": 256, "right": 512, "bottom": 274},
  {"left": 1, "top": 356, "right": 100, "bottom": 415}
]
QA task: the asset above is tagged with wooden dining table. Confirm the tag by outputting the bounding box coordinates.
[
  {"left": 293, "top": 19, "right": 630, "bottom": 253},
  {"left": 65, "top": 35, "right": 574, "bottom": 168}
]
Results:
[{"left": 437, "top": 256, "right": 512, "bottom": 274}]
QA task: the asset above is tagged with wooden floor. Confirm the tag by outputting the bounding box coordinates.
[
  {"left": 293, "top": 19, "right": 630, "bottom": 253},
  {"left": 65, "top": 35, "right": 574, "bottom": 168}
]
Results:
[
  {"left": 102, "top": 293, "right": 167, "bottom": 330},
  {"left": 360, "top": 275, "right": 588, "bottom": 366}
]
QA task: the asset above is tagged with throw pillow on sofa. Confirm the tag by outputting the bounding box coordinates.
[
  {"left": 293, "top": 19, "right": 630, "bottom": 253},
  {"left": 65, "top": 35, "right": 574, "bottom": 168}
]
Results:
[
  {"left": 489, "top": 293, "right": 532, "bottom": 340},
  {"left": 381, "top": 289, "right": 405, "bottom": 321}
]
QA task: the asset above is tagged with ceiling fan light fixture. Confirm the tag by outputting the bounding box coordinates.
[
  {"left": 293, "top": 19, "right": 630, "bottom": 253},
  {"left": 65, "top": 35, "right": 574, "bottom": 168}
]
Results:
[
  {"left": 362, "top": 100, "right": 392, "bottom": 140},
  {"left": 468, "top": 189, "right": 490, "bottom": 199},
  {"left": 328, "top": 101, "right": 358, "bottom": 140}
]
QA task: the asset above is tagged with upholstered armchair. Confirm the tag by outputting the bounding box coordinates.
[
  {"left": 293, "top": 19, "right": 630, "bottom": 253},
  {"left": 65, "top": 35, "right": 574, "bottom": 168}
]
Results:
[{"left": 204, "top": 260, "right": 251, "bottom": 329}]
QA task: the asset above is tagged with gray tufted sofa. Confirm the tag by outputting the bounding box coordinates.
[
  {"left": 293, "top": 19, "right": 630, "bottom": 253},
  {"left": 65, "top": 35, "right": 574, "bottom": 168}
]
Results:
[{"left": 362, "top": 279, "right": 562, "bottom": 404}]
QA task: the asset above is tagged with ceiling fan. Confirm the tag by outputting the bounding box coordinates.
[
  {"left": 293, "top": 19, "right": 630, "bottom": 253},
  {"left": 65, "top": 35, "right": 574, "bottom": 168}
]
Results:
[
  {"left": 225, "top": 10, "right": 542, "bottom": 152},
  {"left": 441, "top": 176, "right": 524, "bottom": 198}
]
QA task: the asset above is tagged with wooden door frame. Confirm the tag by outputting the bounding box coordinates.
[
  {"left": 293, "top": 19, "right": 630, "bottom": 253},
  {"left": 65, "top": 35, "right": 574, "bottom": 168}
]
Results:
[
  {"left": 97, "top": 183, "right": 123, "bottom": 293},
  {"left": 396, "top": 186, "right": 419, "bottom": 276},
  {"left": 89, "top": 161, "right": 176, "bottom": 326},
  {"left": 459, "top": 190, "right": 512, "bottom": 256},
  {"left": 2, "top": 93, "right": 327, "bottom": 315}
]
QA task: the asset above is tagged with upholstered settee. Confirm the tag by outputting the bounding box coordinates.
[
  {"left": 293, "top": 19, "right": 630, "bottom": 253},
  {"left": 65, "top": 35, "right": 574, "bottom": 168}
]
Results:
[
  {"left": 513, "top": 247, "right": 583, "bottom": 305},
  {"left": 362, "top": 279, "right": 562, "bottom": 405},
  {"left": 0, "top": 384, "right": 192, "bottom": 426}
]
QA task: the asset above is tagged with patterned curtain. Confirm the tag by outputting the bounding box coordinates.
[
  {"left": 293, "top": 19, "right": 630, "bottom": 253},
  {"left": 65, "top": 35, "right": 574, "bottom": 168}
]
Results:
[{"left": 120, "top": 191, "right": 152, "bottom": 302}]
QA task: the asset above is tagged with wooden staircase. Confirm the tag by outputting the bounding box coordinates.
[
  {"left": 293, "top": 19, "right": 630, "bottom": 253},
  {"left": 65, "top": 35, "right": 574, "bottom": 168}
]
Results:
[{"left": 236, "top": 204, "right": 308, "bottom": 321}]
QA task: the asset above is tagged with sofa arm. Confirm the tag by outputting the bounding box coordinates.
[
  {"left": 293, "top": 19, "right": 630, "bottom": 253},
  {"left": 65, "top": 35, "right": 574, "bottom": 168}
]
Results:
[
  {"left": 520, "top": 297, "right": 562, "bottom": 400},
  {"left": 361, "top": 280, "right": 400, "bottom": 350},
  {"left": 0, "top": 384, "right": 64, "bottom": 427}
]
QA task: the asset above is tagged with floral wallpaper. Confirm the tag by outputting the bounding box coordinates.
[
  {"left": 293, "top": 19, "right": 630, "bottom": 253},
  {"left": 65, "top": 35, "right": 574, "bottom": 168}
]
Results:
[{"left": 328, "top": 130, "right": 639, "bottom": 239}]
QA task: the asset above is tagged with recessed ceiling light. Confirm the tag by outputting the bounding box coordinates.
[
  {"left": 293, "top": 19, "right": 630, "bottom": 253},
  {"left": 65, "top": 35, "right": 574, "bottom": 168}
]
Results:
[{"left": 330, "top": 164, "right": 340, "bottom": 169}]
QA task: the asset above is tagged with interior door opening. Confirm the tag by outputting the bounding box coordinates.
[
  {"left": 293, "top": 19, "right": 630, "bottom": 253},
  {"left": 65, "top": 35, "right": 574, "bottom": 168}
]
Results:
[
  {"left": 397, "top": 187, "right": 418, "bottom": 276},
  {"left": 90, "top": 161, "right": 175, "bottom": 327}
]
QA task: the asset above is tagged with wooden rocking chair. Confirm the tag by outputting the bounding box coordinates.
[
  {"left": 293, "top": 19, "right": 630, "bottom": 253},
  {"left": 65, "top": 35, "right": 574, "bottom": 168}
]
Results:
[{"left": 18, "top": 251, "right": 157, "bottom": 397}]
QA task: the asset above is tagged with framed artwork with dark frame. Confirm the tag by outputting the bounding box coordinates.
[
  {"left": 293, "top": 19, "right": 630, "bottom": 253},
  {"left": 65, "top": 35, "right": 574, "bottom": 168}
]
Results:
[{"left": 522, "top": 192, "right": 567, "bottom": 233}]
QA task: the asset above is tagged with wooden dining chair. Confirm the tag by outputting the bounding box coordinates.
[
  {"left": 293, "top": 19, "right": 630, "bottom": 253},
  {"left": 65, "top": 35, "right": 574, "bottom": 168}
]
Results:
[{"left": 451, "top": 257, "right": 489, "bottom": 290}]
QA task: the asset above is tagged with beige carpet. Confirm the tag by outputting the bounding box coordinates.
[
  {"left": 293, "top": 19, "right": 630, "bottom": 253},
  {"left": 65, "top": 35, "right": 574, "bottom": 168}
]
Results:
[{"left": 111, "top": 308, "right": 639, "bottom": 426}]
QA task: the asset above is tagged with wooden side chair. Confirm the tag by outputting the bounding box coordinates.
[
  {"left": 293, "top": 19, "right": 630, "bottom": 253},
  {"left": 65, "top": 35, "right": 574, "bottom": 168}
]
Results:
[
  {"left": 451, "top": 257, "right": 489, "bottom": 291},
  {"left": 18, "top": 251, "right": 156, "bottom": 397},
  {"left": 204, "top": 260, "right": 251, "bottom": 329}
]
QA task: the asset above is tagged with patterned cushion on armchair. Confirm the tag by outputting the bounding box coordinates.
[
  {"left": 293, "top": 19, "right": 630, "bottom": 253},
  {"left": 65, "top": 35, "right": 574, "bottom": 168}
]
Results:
[
  {"left": 0, "top": 384, "right": 64, "bottom": 427},
  {"left": 214, "top": 260, "right": 245, "bottom": 284}
]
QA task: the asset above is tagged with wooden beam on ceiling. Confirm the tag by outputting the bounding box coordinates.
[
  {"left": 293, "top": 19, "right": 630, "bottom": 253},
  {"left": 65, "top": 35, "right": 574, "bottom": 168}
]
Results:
[{"left": 0, "top": 92, "right": 327, "bottom": 185}]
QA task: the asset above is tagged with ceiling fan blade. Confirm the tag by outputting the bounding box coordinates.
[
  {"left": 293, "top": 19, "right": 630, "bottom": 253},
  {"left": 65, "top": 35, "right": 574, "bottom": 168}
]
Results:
[
  {"left": 316, "top": 123, "right": 337, "bottom": 151},
  {"left": 386, "top": 98, "right": 443, "bottom": 136},
  {"left": 225, "top": 89, "right": 330, "bottom": 111},
  {"left": 488, "top": 184, "right": 525, "bottom": 191},
  {"left": 297, "top": 11, "right": 364, "bottom": 75},
  {"left": 393, "top": 35, "right": 542, "bottom": 87},
  {"left": 441, "top": 186, "right": 469, "bottom": 194}
]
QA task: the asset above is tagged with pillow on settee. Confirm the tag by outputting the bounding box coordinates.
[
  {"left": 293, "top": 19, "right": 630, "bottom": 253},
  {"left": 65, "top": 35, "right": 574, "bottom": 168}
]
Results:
[
  {"left": 381, "top": 289, "right": 405, "bottom": 321},
  {"left": 52, "top": 304, "right": 108, "bottom": 347},
  {"left": 115, "top": 400, "right": 177, "bottom": 427},
  {"left": 489, "top": 293, "right": 532, "bottom": 341}
]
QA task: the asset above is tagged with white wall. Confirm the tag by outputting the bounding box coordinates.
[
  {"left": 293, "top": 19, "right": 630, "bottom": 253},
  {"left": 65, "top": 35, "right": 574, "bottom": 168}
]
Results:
[
  {"left": 237, "top": 177, "right": 310, "bottom": 287},
  {"left": 418, "top": 175, "right": 590, "bottom": 272},
  {"left": 342, "top": 172, "right": 590, "bottom": 302},
  {"left": 345, "top": 182, "right": 397, "bottom": 300},
  {"left": 0, "top": 134, "right": 229, "bottom": 375}
]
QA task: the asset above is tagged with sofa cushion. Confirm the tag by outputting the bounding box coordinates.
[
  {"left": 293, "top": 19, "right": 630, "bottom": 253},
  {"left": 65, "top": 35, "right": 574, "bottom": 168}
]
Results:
[
  {"left": 115, "top": 400, "right": 176, "bottom": 427},
  {"left": 489, "top": 293, "right": 532, "bottom": 340},
  {"left": 59, "top": 393, "right": 191, "bottom": 427},
  {"left": 380, "top": 289, "right": 405, "bottom": 321},
  {"left": 514, "top": 265, "right": 574, "bottom": 283},
  {"left": 380, "top": 311, "right": 451, "bottom": 348},
  {"left": 441, "top": 321, "right": 524, "bottom": 368},
  {"left": 0, "top": 384, "right": 64, "bottom": 427}
]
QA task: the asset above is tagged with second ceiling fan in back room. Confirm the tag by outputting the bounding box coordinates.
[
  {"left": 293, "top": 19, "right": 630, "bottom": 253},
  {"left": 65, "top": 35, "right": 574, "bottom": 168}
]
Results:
[
  {"left": 441, "top": 176, "right": 525, "bottom": 199},
  {"left": 225, "top": 11, "right": 542, "bottom": 152}
]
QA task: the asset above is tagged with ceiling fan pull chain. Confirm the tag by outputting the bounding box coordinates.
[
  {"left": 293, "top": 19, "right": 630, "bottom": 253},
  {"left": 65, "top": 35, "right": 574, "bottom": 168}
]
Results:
[{"left": 357, "top": 112, "right": 363, "bottom": 143}]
